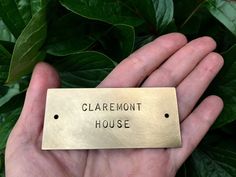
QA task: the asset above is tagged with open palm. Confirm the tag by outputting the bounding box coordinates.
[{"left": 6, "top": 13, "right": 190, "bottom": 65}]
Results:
[{"left": 5, "top": 33, "right": 224, "bottom": 177}]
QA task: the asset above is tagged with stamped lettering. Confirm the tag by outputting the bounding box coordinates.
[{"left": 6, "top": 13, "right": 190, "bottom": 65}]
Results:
[{"left": 42, "top": 88, "right": 181, "bottom": 150}]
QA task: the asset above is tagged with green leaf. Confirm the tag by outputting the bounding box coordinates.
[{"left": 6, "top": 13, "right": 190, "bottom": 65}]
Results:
[
  {"left": 15, "top": 0, "right": 32, "bottom": 23},
  {"left": 209, "top": 45, "right": 236, "bottom": 128},
  {"left": 177, "top": 134, "right": 236, "bottom": 177},
  {"left": 59, "top": 0, "right": 143, "bottom": 26},
  {"left": 30, "top": 0, "right": 47, "bottom": 15},
  {"left": 0, "top": 65, "right": 8, "bottom": 83},
  {"left": 205, "top": 0, "right": 236, "bottom": 36},
  {"left": 195, "top": 137, "right": 236, "bottom": 176},
  {"left": 46, "top": 13, "right": 97, "bottom": 56},
  {"left": 220, "top": 121, "right": 236, "bottom": 136},
  {"left": 0, "top": 0, "right": 26, "bottom": 38},
  {"left": 134, "top": 35, "right": 156, "bottom": 50},
  {"left": 97, "top": 24, "right": 135, "bottom": 61},
  {"left": 10, "top": 0, "right": 46, "bottom": 25},
  {"left": 0, "top": 150, "right": 4, "bottom": 177},
  {"left": 128, "top": 0, "right": 174, "bottom": 32},
  {"left": 0, "top": 44, "right": 11, "bottom": 83},
  {"left": 46, "top": 13, "right": 135, "bottom": 60},
  {"left": 6, "top": 7, "right": 47, "bottom": 84},
  {"left": 0, "top": 79, "right": 27, "bottom": 114},
  {"left": 53, "top": 51, "right": 116, "bottom": 88},
  {"left": 174, "top": 0, "right": 204, "bottom": 35},
  {"left": 190, "top": 149, "right": 235, "bottom": 176},
  {"left": 0, "top": 19, "right": 15, "bottom": 43},
  {"left": 0, "top": 86, "right": 25, "bottom": 151},
  {"left": 0, "top": 84, "right": 21, "bottom": 107},
  {"left": 0, "top": 108, "right": 21, "bottom": 150},
  {"left": 0, "top": 86, "right": 8, "bottom": 98},
  {"left": 0, "top": 91, "right": 25, "bottom": 114},
  {"left": 0, "top": 42, "right": 15, "bottom": 54},
  {"left": 0, "top": 0, "right": 46, "bottom": 37},
  {"left": 0, "top": 45, "right": 11, "bottom": 63}
]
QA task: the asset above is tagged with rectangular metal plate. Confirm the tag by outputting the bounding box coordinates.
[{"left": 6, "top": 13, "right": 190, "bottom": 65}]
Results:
[{"left": 42, "top": 88, "right": 181, "bottom": 150}]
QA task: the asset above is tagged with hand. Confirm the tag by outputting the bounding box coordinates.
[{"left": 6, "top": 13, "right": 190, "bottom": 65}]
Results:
[{"left": 5, "top": 33, "right": 224, "bottom": 177}]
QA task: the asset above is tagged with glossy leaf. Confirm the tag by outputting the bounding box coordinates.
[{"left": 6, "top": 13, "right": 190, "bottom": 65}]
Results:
[
  {"left": 6, "top": 8, "right": 47, "bottom": 83},
  {"left": 177, "top": 134, "right": 236, "bottom": 177},
  {"left": 0, "top": 63, "right": 8, "bottom": 83},
  {"left": 59, "top": 0, "right": 143, "bottom": 26},
  {"left": 46, "top": 13, "right": 98, "bottom": 56},
  {"left": 15, "top": 0, "right": 32, "bottom": 23},
  {"left": 128, "top": 0, "right": 174, "bottom": 32},
  {"left": 0, "top": 0, "right": 26, "bottom": 38},
  {"left": 0, "top": 91, "right": 25, "bottom": 114},
  {"left": 0, "top": 44, "right": 11, "bottom": 62},
  {"left": 0, "top": 19, "right": 15, "bottom": 43},
  {"left": 0, "top": 89, "right": 25, "bottom": 151},
  {"left": 31, "top": 0, "right": 46, "bottom": 15},
  {"left": 0, "top": 42, "right": 15, "bottom": 54},
  {"left": 205, "top": 0, "right": 236, "bottom": 36},
  {"left": 174, "top": 0, "right": 204, "bottom": 35},
  {"left": 190, "top": 150, "right": 234, "bottom": 176},
  {"left": 0, "top": 44, "right": 11, "bottom": 83},
  {"left": 12, "top": 0, "right": 46, "bottom": 24},
  {"left": 0, "top": 86, "right": 8, "bottom": 98},
  {"left": 0, "top": 79, "right": 28, "bottom": 114},
  {"left": 46, "top": 13, "right": 135, "bottom": 60},
  {"left": 0, "top": 150, "right": 4, "bottom": 177},
  {"left": 53, "top": 51, "right": 116, "bottom": 88},
  {"left": 134, "top": 35, "right": 156, "bottom": 50},
  {"left": 97, "top": 24, "right": 135, "bottom": 61},
  {"left": 220, "top": 121, "right": 236, "bottom": 136},
  {"left": 0, "top": 84, "right": 21, "bottom": 107},
  {"left": 0, "top": 108, "right": 21, "bottom": 150}
]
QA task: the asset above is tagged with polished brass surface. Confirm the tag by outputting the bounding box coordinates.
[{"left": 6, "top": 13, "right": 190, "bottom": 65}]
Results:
[{"left": 42, "top": 88, "right": 181, "bottom": 150}]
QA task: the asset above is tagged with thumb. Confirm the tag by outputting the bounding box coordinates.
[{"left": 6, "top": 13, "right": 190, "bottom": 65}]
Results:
[{"left": 12, "top": 62, "right": 60, "bottom": 141}]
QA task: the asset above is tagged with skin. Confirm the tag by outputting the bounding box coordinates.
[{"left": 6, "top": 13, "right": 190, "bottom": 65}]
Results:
[{"left": 5, "top": 33, "right": 224, "bottom": 177}]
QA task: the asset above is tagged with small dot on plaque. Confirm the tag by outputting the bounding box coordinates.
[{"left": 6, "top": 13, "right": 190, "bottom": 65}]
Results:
[
  {"left": 164, "top": 113, "right": 169, "bottom": 118},
  {"left": 54, "top": 114, "right": 59, "bottom": 119}
]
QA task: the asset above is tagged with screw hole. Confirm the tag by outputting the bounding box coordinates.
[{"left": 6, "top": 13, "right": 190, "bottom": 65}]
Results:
[
  {"left": 54, "top": 114, "right": 59, "bottom": 119},
  {"left": 164, "top": 113, "right": 169, "bottom": 118}
]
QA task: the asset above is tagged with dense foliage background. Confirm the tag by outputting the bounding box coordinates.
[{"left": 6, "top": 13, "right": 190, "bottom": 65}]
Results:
[{"left": 0, "top": 0, "right": 236, "bottom": 176}]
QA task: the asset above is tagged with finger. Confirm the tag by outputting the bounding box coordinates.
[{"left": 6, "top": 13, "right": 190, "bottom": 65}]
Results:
[
  {"left": 14, "top": 62, "right": 60, "bottom": 139},
  {"left": 142, "top": 37, "right": 216, "bottom": 87},
  {"left": 99, "top": 33, "right": 187, "bottom": 87},
  {"left": 177, "top": 52, "right": 224, "bottom": 121},
  {"left": 171, "top": 96, "right": 223, "bottom": 168}
]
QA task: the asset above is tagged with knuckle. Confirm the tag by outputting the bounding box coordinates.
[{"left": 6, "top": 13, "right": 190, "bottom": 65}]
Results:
[
  {"left": 128, "top": 53, "right": 144, "bottom": 66},
  {"left": 159, "top": 66, "right": 177, "bottom": 86},
  {"left": 201, "top": 52, "right": 224, "bottom": 74},
  {"left": 126, "top": 53, "right": 149, "bottom": 76}
]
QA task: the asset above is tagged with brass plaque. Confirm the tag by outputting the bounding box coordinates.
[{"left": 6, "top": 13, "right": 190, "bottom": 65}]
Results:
[{"left": 42, "top": 88, "right": 181, "bottom": 150}]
